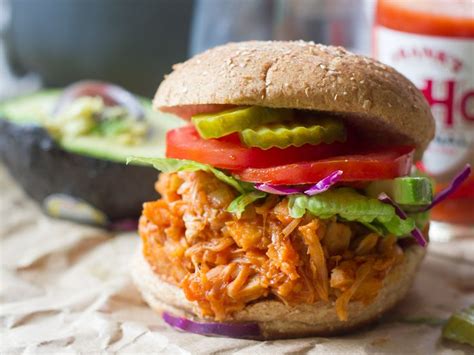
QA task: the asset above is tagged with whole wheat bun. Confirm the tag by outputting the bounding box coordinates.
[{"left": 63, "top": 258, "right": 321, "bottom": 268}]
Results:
[
  {"left": 132, "top": 243, "right": 425, "bottom": 340},
  {"left": 154, "top": 41, "right": 435, "bottom": 159}
]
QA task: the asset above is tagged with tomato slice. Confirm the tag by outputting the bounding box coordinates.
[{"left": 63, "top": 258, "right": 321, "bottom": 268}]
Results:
[
  {"left": 166, "top": 125, "right": 352, "bottom": 170},
  {"left": 233, "top": 146, "right": 414, "bottom": 185}
]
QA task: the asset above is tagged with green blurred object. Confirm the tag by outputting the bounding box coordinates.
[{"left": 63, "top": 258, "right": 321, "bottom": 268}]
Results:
[
  {"left": 442, "top": 305, "right": 474, "bottom": 347},
  {"left": 0, "top": 90, "right": 183, "bottom": 221}
]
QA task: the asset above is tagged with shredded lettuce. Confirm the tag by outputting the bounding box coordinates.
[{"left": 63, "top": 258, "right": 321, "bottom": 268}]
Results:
[
  {"left": 288, "top": 188, "right": 416, "bottom": 237},
  {"left": 227, "top": 191, "right": 267, "bottom": 218},
  {"left": 127, "top": 157, "right": 265, "bottom": 216},
  {"left": 127, "top": 157, "right": 252, "bottom": 194}
]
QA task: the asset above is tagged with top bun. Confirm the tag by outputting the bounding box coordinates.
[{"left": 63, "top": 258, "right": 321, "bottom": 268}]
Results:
[{"left": 154, "top": 41, "right": 434, "bottom": 157}]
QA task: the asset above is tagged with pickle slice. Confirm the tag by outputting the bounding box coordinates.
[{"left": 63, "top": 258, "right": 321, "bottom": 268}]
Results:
[
  {"left": 442, "top": 305, "right": 474, "bottom": 346},
  {"left": 240, "top": 118, "right": 346, "bottom": 149},
  {"left": 192, "top": 106, "right": 292, "bottom": 139}
]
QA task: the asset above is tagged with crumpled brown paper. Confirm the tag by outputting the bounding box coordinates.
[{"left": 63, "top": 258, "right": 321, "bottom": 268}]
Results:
[{"left": 1, "top": 164, "right": 473, "bottom": 354}]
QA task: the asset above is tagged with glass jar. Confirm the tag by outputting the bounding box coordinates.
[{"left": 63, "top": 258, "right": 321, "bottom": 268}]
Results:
[{"left": 373, "top": 0, "right": 474, "bottom": 227}]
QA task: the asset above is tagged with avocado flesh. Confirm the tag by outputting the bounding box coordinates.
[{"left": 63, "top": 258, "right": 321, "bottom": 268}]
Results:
[
  {"left": 0, "top": 90, "right": 184, "bottom": 221},
  {"left": 0, "top": 91, "right": 183, "bottom": 164}
]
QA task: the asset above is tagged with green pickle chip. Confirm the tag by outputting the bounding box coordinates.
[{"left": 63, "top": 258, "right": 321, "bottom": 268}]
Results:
[
  {"left": 240, "top": 117, "right": 346, "bottom": 149},
  {"left": 442, "top": 305, "right": 474, "bottom": 346},
  {"left": 192, "top": 106, "right": 292, "bottom": 139}
]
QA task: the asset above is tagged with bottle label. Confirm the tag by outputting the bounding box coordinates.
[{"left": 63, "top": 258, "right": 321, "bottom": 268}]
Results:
[{"left": 374, "top": 26, "right": 474, "bottom": 181}]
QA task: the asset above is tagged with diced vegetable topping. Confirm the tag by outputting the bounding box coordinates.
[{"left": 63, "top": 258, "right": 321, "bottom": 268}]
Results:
[
  {"left": 442, "top": 305, "right": 474, "bottom": 346},
  {"left": 192, "top": 106, "right": 292, "bottom": 139},
  {"left": 240, "top": 117, "right": 346, "bottom": 149}
]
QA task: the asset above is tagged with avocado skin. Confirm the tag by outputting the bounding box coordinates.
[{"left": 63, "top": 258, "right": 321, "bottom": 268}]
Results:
[{"left": 0, "top": 118, "right": 159, "bottom": 221}]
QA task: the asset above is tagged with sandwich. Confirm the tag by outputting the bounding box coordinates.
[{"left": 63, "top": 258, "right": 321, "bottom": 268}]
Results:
[{"left": 130, "top": 41, "right": 468, "bottom": 339}]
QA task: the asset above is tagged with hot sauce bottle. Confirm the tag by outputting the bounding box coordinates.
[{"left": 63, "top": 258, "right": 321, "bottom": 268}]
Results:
[{"left": 374, "top": 0, "right": 474, "bottom": 227}]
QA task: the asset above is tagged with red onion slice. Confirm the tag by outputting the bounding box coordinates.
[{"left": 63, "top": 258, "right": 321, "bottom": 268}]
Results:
[
  {"left": 378, "top": 193, "right": 427, "bottom": 247},
  {"left": 304, "top": 170, "right": 343, "bottom": 196},
  {"left": 162, "top": 312, "right": 260, "bottom": 339},
  {"left": 52, "top": 80, "right": 145, "bottom": 119},
  {"left": 422, "top": 164, "right": 471, "bottom": 212},
  {"left": 254, "top": 183, "right": 305, "bottom": 195},
  {"left": 254, "top": 170, "right": 342, "bottom": 196}
]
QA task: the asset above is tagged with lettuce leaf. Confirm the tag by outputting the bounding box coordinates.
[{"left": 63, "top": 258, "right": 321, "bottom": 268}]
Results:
[
  {"left": 227, "top": 191, "right": 267, "bottom": 218},
  {"left": 127, "top": 157, "right": 265, "bottom": 217},
  {"left": 127, "top": 157, "right": 252, "bottom": 194},
  {"left": 288, "top": 187, "right": 415, "bottom": 237}
]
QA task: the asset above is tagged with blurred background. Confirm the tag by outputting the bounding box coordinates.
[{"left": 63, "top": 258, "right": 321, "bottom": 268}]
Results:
[{"left": 0, "top": 0, "right": 375, "bottom": 99}]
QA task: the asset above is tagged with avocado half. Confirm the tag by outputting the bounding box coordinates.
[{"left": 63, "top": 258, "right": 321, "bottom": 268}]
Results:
[{"left": 0, "top": 90, "right": 183, "bottom": 222}]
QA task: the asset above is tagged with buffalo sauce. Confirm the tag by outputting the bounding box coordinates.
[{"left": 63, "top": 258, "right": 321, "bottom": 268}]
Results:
[{"left": 374, "top": 0, "right": 474, "bottom": 226}]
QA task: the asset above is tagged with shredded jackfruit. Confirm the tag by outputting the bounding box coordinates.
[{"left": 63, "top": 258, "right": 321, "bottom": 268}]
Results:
[{"left": 139, "top": 171, "right": 404, "bottom": 321}]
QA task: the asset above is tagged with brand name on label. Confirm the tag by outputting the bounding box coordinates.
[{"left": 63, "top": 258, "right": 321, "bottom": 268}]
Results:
[
  {"left": 421, "top": 79, "right": 474, "bottom": 127},
  {"left": 390, "top": 45, "right": 473, "bottom": 127},
  {"left": 392, "top": 47, "right": 464, "bottom": 73},
  {"left": 374, "top": 26, "right": 474, "bottom": 179}
]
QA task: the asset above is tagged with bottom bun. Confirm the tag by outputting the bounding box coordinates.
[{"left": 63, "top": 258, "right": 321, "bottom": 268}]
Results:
[{"left": 132, "top": 244, "right": 425, "bottom": 339}]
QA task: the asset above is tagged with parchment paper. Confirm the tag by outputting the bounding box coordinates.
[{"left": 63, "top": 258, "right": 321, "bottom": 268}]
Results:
[{"left": 1, "top": 164, "right": 473, "bottom": 354}]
